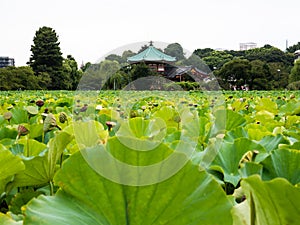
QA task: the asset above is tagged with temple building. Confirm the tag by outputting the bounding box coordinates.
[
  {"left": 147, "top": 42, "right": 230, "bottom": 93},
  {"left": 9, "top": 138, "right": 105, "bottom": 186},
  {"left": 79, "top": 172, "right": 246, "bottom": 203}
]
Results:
[{"left": 127, "top": 42, "right": 208, "bottom": 82}]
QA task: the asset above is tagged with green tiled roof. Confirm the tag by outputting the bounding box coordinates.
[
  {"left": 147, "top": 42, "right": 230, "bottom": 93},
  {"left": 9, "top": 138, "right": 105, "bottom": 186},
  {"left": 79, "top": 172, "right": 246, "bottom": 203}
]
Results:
[{"left": 127, "top": 46, "right": 176, "bottom": 63}]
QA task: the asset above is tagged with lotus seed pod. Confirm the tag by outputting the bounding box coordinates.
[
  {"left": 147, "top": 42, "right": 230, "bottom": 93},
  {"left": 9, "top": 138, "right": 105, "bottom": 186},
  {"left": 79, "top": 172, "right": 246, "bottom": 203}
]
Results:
[
  {"left": 36, "top": 99, "right": 44, "bottom": 107},
  {"left": 173, "top": 115, "right": 181, "bottom": 123},
  {"left": 59, "top": 112, "right": 68, "bottom": 123},
  {"left": 80, "top": 104, "right": 88, "bottom": 112},
  {"left": 18, "top": 125, "right": 29, "bottom": 136},
  {"left": 3, "top": 112, "right": 12, "bottom": 120},
  {"left": 43, "top": 113, "right": 60, "bottom": 132}
]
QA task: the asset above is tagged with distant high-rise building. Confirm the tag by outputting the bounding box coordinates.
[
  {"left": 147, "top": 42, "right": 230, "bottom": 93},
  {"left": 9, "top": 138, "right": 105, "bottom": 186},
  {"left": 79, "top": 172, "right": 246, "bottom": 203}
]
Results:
[
  {"left": 0, "top": 57, "right": 15, "bottom": 68},
  {"left": 239, "top": 42, "right": 257, "bottom": 51}
]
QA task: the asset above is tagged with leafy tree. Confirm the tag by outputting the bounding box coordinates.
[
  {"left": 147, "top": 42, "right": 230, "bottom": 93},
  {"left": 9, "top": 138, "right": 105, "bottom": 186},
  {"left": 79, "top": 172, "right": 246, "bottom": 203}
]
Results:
[
  {"left": 164, "top": 43, "right": 185, "bottom": 60},
  {"left": 289, "top": 59, "right": 300, "bottom": 83},
  {"left": 102, "top": 71, "right": 129, "bottom": 90},
  {"left": 267, "top": 62, "right": 290, "bottom": 89},
  {"left": 0, "top": 66, "right": 45, "bottom": 90},
  {"left": 287, "top": 81, "right": 300, "bottom": 90},
  {"left": 105, "top": 54, "right": 124, "bottom": 64},
  {"left": 202, "top": 51, "right": 233, "bottom": 70},
  {"left": 194, "top": 48, "right": 214, "bottom": 58},
  {"left": 28, "top": 26, "right": 66, "bottom": 89},
  {"left": 80, "top": 62, "right": 92, "bottom": 72},
  {"left": 77, "top": 63, "right": 101, "bottom": 90},
  {"left": 249, "top": 60, "right": 272, "bottom": 90},
  {"left": 129, "top": 62, "right": 156, "bottom": 81},
  {"left": 245, "top": 45, "right": 293, "bottom": 65},
  {"left": 224, "top": 50, "right": 246, "bottom": 58},
  {"left": 99, "top": 60, "right": 120, "bottom": 80},
  {"left": 217, "top": 59, "right": 251, "bottom": 89},
  {"left": 138, "top": 44, "right": 149, "bottom": 53},
  {"left": 182, "top": 54, "right": 211, "bottom": 73},
  {"left": 286, "top": 42, "right": 300, "bottom": 53},
  {"left": 121, "top": 50, "right": 135, "bottom": 61},
  {"left": 63, "top": 55, "right": 82, "bottom": 90},
  {"left": 77, "top": 60, "right": 120, "bottom": 90}
]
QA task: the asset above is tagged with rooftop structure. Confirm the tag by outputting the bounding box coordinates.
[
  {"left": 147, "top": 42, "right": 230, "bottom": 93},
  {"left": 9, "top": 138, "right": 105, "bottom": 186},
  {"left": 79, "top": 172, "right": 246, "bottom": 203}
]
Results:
[{"left": 127, "top": 45, "right": 176, "bottom": 63}]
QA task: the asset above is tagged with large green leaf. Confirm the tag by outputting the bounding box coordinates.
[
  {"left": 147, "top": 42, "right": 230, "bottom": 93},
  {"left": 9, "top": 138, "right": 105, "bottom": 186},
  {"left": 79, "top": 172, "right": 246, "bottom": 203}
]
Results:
[
  {"left": 0, "top": 146, "right": 25, "bottom": 194},
  {"left": 279, "top": 100, "right": 300, "bottom": 116},
  {"left": 10, "top": 108, "right": 28, "bottom": 125},
  {"left": 47, "top": 131, "right": 73, "bottom": 179},
  {"left": 0, "top": 127, "right": 18, "bottom": 140},
  {"left": 258, "top": 134, "right": 289, "bottom": 152},
  {"left": 13, "top": 131, "right": 73, "bottom": 188},
  {"left": 116, "top": 117, "right": 166, "bottom": 151},
  {"left": 261, "top": 148, "right": 300, "bottom": 185},
  {"left": 12, "top": 155, "right": 49, "bottom": 187},
  {"left": 72, "top": 120, "right": 108, "bottom": 148},
  {"left": 16, "top": 139, "right": 46, "bottom": 156},
  {"left": 24, "top": 138, "right": 233, "bottom": 224},
  {"left": 0, "top": 213, "right": 22, "bottom": 225},
  {"left": 0, "top": 146, "right": 25, "bottom": 181},
  {"left": 210, "top": 138, "right": 265, "bottom": 186},
  {"left": 255, "top": 97, "right": 278, "bottom": 114},
  {"left": 239, "top": 162, "right": 263, "bottom": 178},
  {"left": 233, "top": 175, "right": 300, "bottom": 225},
  {"left": 212, "top": 109, "right": 246, "bottom": 135}
]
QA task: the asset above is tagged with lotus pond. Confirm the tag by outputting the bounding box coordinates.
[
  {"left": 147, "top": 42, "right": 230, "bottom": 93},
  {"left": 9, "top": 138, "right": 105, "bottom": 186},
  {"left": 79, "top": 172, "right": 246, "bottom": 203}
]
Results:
[{"left": 0, "top": 90, "right": 300, "bottom": 224}]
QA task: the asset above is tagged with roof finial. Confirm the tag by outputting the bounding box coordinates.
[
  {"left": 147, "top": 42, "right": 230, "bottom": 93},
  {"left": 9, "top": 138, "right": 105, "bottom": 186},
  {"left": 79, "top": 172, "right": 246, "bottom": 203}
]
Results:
[{"left": 149, "top": 40, "right": 153, "bottom": 46}]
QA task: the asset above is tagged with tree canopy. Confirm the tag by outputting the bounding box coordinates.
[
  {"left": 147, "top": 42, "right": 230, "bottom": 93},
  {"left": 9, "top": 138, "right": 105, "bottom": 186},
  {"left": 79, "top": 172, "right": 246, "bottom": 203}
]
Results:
[
  {"left": 290, "top": 59, "right": 300, "bottom": 83},
  {"left": 164, "top": 43, "right": 185, "bottom": 60},
  {"left": 0, "top": 66, "right": 45, "bottom": 90},
  {"left": 27, "top": 27, "right": 82, "bottom": 90}
]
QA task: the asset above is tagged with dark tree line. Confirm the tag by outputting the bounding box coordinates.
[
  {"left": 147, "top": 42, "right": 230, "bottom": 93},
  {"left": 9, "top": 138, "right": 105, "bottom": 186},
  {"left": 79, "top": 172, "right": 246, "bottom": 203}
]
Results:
[{"left": 194, "top": 44, "right": 299, "bottom": 90}]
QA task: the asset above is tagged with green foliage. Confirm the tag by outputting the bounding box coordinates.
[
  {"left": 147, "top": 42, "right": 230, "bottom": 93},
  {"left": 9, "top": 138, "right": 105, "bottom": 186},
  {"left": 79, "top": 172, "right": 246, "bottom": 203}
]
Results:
[
  {"left": 0, "top": 146, "right": 25, "bottom": 192},
  {"left": 210, "top": 138, "right": 265, "bottom": 187},
  {"left": 0, "top": 67, "right": 44, "bottom": 90},
  {"left": 28, "top": 26, "right": 70, "bottom": 90},
  {"left": 249, "top": 60, "right": 272, "bottom": 90},
  {"left": 245, "top": 45, "right": 293, "bottom": 65},
  {"left": 261, "top": 149, "right": 300, "bottom": 185},
  {"left": 105, "top": 54, "right": 124, "bottom": 63},
  {"left": 24, "top": 142, "right": 233, "bottom": 225},
  {"left": 218, "top": 58, "right": 251, "bottom": 88},
  {"left": 62, "top": 55, "right": 82, "bottom": 90},
  {"left": 289, "top": 59, "right": 300, "bottom": 83},
  {"left": 79, "top": 60, "right": 120, "bottom": 90},
  {"left": 233, "top": 175, "right": 300, "bottom": 225},
  {"left": 287, "top": 81, "right": 300, "bottom": 90},
  {"left": 137, "top": 44, "right": 149, "bottom": 53},
  {"left": 202, "top": 51, "right": 233, "bottom": 70},
  {"left": 286, "top": 41, "right": 300, "bottom": 53},
  {"left": 0, "top": 90, "right": 300, "bottom": 223},
  {"left": 193, "top": 48, "right": 214, "bottom": 58},
  {"left": 164, "top": 43, "right": 185, "bottom": 60}
]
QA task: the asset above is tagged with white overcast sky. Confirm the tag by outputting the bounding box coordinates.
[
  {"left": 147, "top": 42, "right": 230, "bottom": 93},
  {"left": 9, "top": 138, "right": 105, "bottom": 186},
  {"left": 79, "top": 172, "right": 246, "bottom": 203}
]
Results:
[{"left": 1, "top": 0, "right": 300, "bottom": 66}]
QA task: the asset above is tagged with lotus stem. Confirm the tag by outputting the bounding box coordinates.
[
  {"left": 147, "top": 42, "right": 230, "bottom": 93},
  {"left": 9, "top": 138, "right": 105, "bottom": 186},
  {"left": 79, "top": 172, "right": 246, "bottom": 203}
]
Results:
[{"left": 49, "top": 180, "right": 54, "bottom": 196}]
